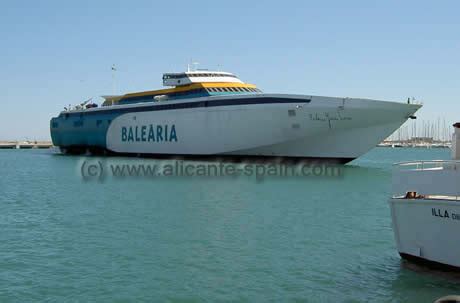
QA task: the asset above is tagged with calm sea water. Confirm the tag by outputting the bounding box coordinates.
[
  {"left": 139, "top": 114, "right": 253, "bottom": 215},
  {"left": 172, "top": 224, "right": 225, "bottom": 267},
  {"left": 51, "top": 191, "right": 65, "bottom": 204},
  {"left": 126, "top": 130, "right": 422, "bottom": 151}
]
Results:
[{"left": 1, "top": 147, "right": 459, "bottom": 302}]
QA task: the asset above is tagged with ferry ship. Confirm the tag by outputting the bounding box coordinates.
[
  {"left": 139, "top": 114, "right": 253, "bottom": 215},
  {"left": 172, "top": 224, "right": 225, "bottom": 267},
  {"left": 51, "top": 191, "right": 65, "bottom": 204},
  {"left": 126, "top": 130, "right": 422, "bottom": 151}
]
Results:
[{"left": 50, "top": 69, "right": 422, "bottom": 163}]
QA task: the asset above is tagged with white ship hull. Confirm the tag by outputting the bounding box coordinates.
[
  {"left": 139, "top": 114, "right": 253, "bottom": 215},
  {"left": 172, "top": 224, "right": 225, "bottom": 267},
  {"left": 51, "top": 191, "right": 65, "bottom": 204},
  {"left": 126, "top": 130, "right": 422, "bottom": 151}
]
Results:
[
  {"left": 389, "top": 197, "right": 460, "bottom": 269},
  {"left": 104, "top": 94, "right": 421, "bottom": 161}
]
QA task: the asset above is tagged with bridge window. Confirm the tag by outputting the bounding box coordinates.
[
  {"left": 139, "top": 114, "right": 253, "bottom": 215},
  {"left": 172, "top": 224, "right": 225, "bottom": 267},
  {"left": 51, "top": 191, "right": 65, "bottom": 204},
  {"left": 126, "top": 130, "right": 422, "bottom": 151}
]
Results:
[{"left": 185, "top": 73, "right": 237, "bottom": 78}]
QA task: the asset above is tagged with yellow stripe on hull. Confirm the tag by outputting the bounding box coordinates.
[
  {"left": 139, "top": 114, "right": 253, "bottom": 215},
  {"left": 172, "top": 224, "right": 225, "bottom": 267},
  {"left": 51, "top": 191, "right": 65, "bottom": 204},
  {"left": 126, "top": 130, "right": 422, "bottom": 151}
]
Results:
[{"left": 123, "top": 82, "right": 258, "bottom": 99}]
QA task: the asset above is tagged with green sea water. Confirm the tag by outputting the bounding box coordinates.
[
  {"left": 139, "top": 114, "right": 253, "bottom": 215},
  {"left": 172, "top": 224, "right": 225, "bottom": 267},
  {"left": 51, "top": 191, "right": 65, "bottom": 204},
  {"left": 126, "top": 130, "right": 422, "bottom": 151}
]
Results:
[{"left": 0, "top": 147, "right": 459, "bottom": 302}]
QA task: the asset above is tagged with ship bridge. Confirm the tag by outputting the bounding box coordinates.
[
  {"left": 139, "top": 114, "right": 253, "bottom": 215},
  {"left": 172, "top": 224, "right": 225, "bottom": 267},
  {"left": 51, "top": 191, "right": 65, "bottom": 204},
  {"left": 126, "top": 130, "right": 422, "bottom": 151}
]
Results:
[{"left": 163, "top": 71, "right": 243, "bottom": 87}]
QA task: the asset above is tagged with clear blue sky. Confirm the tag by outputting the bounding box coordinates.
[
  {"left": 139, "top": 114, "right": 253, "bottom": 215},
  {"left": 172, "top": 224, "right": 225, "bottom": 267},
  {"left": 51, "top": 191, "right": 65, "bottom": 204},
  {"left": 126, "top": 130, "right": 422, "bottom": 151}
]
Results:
[{"left": 1, "top": 0, "right": 459, "bottom": 140}]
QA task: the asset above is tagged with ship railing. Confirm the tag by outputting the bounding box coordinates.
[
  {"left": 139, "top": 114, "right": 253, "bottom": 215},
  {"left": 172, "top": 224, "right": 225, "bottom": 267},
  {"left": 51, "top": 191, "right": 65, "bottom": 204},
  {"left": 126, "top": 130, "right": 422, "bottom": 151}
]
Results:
[
  {"left": 392, "top": 160, "right": 460, "bottom": 199},
  {"left": 393, "top": 160, "right": 460, "bottom": 171}
]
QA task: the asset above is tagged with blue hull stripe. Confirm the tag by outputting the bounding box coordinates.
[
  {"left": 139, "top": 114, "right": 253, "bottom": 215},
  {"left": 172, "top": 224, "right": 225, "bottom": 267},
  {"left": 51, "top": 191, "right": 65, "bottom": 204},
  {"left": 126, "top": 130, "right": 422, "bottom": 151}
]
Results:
[{"left": 60, "top": 97, "right": 311, "bottom": 118}]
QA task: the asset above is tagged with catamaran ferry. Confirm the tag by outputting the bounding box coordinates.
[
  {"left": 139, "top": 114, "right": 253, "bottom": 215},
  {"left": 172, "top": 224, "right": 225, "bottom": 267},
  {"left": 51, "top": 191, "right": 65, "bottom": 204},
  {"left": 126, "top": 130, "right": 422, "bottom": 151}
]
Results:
[{"left": 50, "top": 69, "right": 422, "bottom": 163}]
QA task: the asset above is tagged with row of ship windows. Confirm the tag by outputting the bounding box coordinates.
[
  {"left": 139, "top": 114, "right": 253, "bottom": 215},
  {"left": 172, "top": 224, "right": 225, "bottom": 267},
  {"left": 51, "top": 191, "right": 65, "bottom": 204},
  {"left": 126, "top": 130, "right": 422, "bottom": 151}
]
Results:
[
  {"left": 73, "top": 119, "right": 111, "bottom": 127},
  {"left": 163, "top": 87, "right": 261, "bottom": 98},
  {"left": 205, "top": 87, "right": 261, "bottom": 93},
  {"left": 189, "top": 73, "right": 238, "bottom": 78},
  {"left": 118, "top": 87, "right": 262, "bottom": 103},
  {"left": 163, "top": 73, "right": 238, "bottom": 79}
]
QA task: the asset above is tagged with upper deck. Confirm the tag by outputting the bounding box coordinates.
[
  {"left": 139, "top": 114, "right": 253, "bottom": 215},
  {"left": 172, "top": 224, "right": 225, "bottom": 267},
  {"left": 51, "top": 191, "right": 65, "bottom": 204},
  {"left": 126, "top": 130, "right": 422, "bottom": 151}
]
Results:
[{"left": 102, "top": 70, "right": 261, "bottom": 107}]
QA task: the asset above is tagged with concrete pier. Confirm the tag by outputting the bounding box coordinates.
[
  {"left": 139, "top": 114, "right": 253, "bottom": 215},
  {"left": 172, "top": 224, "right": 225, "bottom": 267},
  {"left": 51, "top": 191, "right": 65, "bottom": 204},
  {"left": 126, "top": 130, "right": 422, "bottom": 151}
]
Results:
[{"left": 0, "top": 141, "right": 53, "bottom": 149}]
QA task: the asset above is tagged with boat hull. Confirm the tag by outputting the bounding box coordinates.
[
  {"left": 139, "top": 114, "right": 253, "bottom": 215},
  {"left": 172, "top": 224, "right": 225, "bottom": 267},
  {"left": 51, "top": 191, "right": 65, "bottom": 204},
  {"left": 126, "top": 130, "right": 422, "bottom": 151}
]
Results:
[
  {"left": 51, "top": 94, "right": 421, "bottom": 161},
  {"left": 389, "top": 198, "right": 460, "bottom": 269}
]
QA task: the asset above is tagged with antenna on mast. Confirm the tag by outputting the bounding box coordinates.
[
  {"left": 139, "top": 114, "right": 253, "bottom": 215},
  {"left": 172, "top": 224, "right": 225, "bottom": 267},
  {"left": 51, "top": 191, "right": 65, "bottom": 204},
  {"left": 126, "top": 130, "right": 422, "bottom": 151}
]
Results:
[
  {"left": 111, "top": 64, "right": 117, "bottom": 95},
  {"left": 187, "top": 59, "right": 199, "bottom": 72},
  {"left": 192, "top": 61, "right": 199, "bottom": 71}
]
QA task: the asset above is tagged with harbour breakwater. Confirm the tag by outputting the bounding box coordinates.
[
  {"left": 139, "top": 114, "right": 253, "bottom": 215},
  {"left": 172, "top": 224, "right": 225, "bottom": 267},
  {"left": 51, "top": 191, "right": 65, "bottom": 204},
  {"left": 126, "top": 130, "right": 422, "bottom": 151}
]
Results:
[{"left": 0, "top": 141, "right": 53, "bottom": 149}]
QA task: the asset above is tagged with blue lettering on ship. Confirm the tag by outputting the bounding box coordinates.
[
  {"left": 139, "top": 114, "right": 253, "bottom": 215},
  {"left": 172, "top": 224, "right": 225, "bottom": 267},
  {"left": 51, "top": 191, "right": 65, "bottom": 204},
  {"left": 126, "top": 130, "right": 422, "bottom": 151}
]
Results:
[{"left": 121, "top": 125, "right": 178, "bottom": 142}]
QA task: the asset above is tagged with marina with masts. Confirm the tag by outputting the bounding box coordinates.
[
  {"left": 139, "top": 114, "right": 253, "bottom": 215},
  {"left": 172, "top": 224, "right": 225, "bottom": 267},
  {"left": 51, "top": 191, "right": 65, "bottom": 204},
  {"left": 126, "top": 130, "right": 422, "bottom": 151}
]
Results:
[{"left": 378, "top": 117, "right": 452, "bottom": 148}]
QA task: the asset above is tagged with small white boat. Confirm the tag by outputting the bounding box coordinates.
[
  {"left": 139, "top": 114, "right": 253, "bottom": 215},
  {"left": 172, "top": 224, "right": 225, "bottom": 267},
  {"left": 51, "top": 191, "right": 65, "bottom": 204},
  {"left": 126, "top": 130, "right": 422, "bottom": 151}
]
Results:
[{"left": 389, "top": 123, "right": 460, "bottom": 270}]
